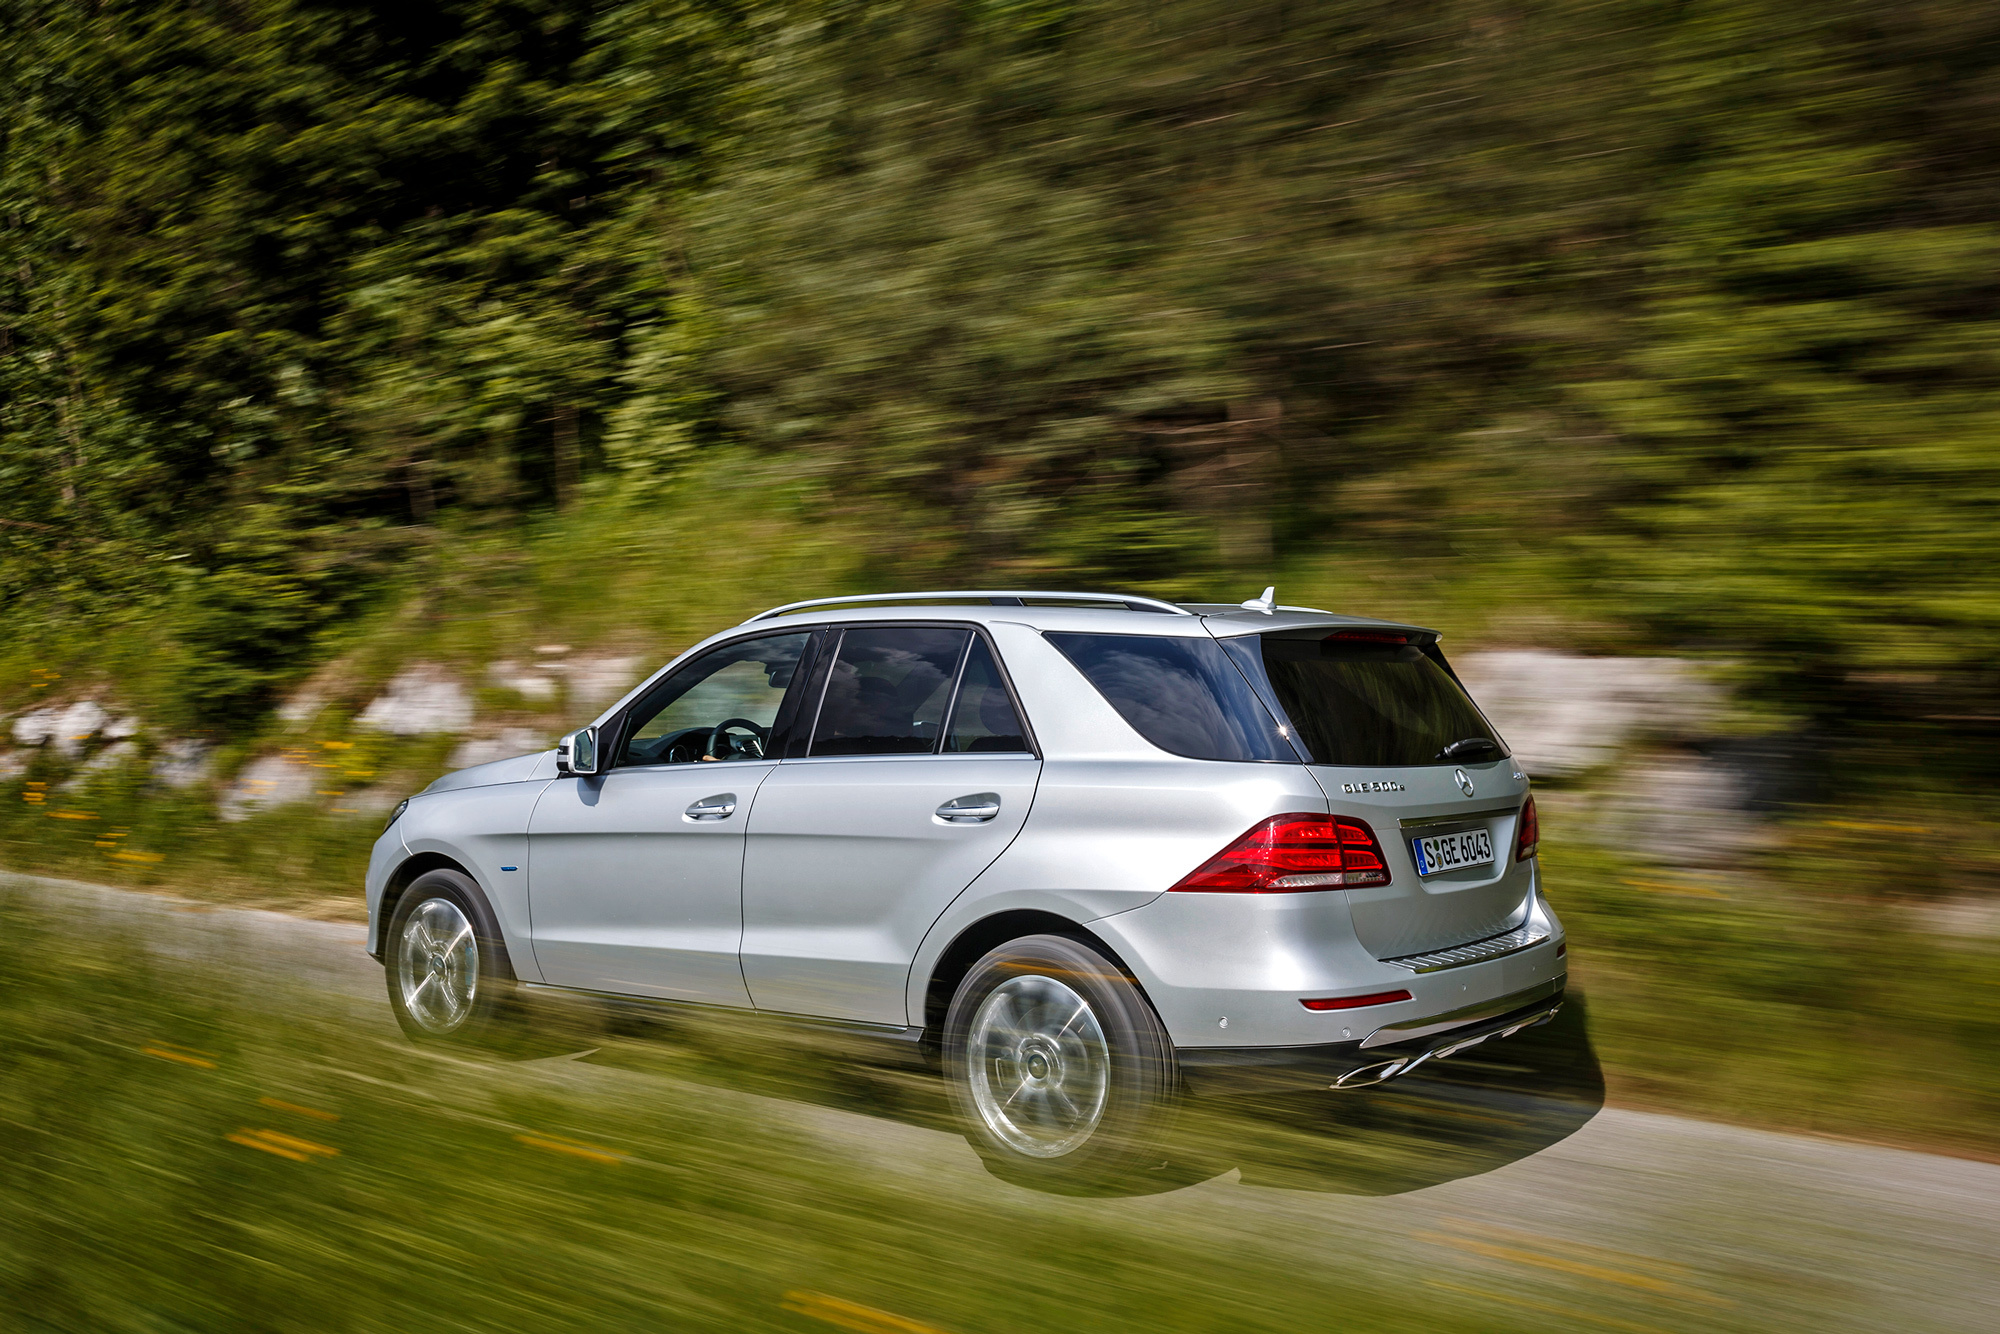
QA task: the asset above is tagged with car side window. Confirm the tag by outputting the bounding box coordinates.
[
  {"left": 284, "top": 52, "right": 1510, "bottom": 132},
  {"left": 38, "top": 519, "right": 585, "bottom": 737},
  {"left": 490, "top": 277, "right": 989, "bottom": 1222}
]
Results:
[
  {"left": 619, "top": 633, "right": 811, "bottom": 766},
  {"left": 810, "top": 627, "right": 971, "bottom": 756},
  {"left": 1044, "top": 630, "right": 1293, "bottom": 762},
  {"left": 943, "top": 636, "right": 1029, "bottom": 753}
]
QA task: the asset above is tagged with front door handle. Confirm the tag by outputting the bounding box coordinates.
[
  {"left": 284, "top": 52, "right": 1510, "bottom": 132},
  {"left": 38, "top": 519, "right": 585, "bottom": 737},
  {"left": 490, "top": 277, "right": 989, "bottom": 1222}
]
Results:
[
  {"left": 936, "top": 793, "right": 1001, "bottom": 824},
  {"left": 684, "top": 793, "right": 737, "bottom": 821}
]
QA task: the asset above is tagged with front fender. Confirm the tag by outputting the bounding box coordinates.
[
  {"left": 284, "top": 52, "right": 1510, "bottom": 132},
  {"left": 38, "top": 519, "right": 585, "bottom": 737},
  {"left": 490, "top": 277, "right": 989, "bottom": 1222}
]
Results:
[{"left": 384, "top": 777, "right": 553, "bottom": 982}]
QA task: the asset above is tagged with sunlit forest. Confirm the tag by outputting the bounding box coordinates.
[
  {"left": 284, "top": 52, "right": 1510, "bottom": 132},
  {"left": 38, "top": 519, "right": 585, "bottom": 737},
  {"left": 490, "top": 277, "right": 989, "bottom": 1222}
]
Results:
[{"left": 6, "top": 0, "right": 1996, "bottom": 726}]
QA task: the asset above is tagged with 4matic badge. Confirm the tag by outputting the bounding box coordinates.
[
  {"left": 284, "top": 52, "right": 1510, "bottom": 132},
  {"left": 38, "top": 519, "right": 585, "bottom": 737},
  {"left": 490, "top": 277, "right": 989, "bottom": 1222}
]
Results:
[{"left": 1339, "top": 780, "right": 1406, "bottom": 794}]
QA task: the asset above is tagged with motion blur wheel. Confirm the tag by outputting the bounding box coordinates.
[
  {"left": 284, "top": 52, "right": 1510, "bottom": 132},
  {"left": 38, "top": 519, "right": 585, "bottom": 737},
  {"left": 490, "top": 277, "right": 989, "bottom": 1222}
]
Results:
[
  {"left": 944, "top": 934, "right": 1178, "bottom": 1188},
  {"left": 385, "top": 869, "right": 513, "bottom": 1044}
]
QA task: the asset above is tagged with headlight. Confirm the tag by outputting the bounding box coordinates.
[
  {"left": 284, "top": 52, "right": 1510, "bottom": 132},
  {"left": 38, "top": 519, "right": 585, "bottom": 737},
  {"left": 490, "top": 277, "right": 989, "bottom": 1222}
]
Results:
[{"left": 384, "top": 798, "right": 410, "bottom": 832}]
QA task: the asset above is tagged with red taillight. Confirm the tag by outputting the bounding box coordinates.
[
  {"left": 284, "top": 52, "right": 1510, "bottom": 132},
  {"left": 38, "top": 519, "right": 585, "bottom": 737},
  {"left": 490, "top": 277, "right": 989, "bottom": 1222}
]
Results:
[
  {"left": 1516, "top": 794, "right": 1539, "bottom": 861},
  {"left": 1301, "top": 989, "right": 1412, "bottom": 1011},
  {"left": 1170, "top": 812, "right": 1392, "bottom": 893}
]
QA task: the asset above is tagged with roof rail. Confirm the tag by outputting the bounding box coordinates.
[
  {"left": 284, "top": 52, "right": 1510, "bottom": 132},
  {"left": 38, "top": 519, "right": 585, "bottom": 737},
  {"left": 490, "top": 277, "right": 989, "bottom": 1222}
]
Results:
[{"left": 742, "top": 590, "right": 1195, "bottom": 624}]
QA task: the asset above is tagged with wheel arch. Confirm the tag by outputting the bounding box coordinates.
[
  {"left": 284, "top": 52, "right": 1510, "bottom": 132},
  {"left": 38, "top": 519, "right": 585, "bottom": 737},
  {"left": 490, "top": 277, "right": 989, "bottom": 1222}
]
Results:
[
  {"left": 921, "top": 909, "right": 1154, "bottom": 1045},
  {"left": 377, "top": 853, "right": 516, "bottom": 981}
]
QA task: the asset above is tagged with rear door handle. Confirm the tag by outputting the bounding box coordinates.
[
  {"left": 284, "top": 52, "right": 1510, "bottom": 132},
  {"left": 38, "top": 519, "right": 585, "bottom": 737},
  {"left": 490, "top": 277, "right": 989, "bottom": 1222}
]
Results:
[
  {"left": 936, "top": 793, "right": 1001, "bottom": 824},
  {"left": 684, "top": 793, "right": 737, "bottom": 821}
]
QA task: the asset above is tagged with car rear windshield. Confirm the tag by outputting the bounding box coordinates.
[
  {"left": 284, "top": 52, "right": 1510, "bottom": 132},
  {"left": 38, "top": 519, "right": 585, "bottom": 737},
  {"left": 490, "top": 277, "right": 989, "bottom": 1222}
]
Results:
[
  {"left": 1044, "top": 632, "right": 1294, "bottom": 762},
  {"left": 1223, "top": 633, "right": 1508, "bottom": 768}
]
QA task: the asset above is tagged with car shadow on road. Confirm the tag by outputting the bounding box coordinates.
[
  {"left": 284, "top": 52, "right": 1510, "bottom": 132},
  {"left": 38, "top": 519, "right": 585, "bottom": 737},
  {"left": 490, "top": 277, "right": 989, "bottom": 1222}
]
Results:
[
  {"left": 1178, "top": 995, "right": 1606, "bottom": 1197},
  {"left": 549, "top": 990, "right": 1605, "bottom": 1201}
]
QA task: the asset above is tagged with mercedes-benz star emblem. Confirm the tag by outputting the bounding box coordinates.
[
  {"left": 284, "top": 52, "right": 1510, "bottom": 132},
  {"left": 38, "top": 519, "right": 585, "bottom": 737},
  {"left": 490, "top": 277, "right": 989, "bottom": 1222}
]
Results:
[{"left": 1454, "top": 767, "right": 1476, "bottom": 797}]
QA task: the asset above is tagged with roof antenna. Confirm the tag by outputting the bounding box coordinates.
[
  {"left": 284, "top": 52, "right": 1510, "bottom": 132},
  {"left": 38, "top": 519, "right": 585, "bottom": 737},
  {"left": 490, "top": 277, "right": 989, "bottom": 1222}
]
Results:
[{"left": 1240, "top": 585, "right": 1277, "bottom": 614}]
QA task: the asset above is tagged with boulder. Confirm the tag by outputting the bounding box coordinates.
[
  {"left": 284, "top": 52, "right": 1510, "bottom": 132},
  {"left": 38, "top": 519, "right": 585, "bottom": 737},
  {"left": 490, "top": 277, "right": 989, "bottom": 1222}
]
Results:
[
  {"left": 152, "top": 739, "right": 214, "bottom": 790},
  {"left": 447, "top": 728, "right": 552, "bottom": 771},
  {"left": 488, "top": 661, "right": 558, "bottom": 702},
  {"left": 69, "top": 739, "right": 138, "bottom": 781},
  {"left": 558, "top": 654, "right": 645, "bottom": 711},
  {"left": 1598, "top": 747, "right": 1775, "bottom": 868},
  {"left": 356, "top": 666, "right": 474, "bottom": 736},
  {"left": 1453, "top": 651, "right": 1723, "bottom": 779},
  {"left": 219, "top": 753, "right": 323, "bottom": 821},
  {"left": 11, "top": 700, "right": 112, "bottom": 756}
]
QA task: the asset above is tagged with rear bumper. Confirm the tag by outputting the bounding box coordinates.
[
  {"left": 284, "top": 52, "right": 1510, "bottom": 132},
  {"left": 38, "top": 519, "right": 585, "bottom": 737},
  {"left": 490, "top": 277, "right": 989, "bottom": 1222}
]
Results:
[{"left": 1174, "top": 977, "right": 1566, "bottom": 1095}]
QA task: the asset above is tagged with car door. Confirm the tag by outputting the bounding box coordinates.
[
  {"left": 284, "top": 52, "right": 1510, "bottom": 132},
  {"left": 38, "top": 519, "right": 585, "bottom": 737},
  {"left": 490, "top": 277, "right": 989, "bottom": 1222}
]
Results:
[
  {"left": 527, "top": 631, "right": 814, "bottom": 1004},
  {"left": 740, "top": 626, "right": 1041, "bottom": 1024}
]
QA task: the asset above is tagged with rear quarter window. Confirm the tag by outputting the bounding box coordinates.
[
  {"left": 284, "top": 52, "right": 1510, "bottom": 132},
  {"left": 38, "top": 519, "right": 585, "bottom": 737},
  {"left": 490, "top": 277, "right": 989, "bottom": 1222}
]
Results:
[{"left": 1044, "top": 632, "right": 1294, "bottom": 762}]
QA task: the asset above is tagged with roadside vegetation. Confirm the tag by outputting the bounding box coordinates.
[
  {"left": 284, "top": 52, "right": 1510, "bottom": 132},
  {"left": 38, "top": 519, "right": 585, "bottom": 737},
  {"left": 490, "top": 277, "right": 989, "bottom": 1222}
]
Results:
[{"left": 1, "top": 886, "right": 1620, "bottom": 1334}]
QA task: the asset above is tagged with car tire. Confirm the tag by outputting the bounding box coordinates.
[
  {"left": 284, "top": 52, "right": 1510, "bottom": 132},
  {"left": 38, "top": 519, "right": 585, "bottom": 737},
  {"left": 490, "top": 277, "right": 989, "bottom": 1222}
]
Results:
[
  {"left": 943, "top": 933, "right": 1179, "bottom": 1188},
  {"left": 384, "top": 869, "right": 516, "bottom": 1045}
]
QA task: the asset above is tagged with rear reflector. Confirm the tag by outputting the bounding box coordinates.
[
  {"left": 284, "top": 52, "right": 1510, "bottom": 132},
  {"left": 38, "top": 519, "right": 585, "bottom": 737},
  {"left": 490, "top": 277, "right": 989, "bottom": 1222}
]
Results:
[
  {"left": 1302, "top": 989, "right": 1413, "bottom": 1011},
  {"left": 1170, "top": 812, "right": 1392, "bottom": 892},
  {"left": 1516, "top": 793, "right": 1539, "bottom": 861}
]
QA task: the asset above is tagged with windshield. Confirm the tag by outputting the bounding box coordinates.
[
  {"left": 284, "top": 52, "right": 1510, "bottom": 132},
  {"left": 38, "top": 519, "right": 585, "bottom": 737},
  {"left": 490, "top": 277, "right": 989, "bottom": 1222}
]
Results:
[{"left": 1223, "top": 633, "right": 1507, "bottom": 768}]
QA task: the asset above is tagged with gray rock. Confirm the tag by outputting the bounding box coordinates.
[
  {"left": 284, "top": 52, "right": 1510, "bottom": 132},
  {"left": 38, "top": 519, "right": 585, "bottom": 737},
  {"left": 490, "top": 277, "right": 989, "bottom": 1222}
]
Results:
[
  {"left": 329, "top": 785, "right": 404, "bottom": 818},
  {"left": 11, "top": 700, "right": 111, "bottom": 755},
  {"left": 1598, "top": 748, "right": 1774, "bottom": 868},
  {"left": 219, "top": 753, "right": 323, "bottom": 822},
  {"left": 152, "top": 739, "right": 213, "bottom": 790},
  {"left": 1454, "top": 651, "right": 1724, "bottom": 779},
  {"left": 356, "top": 666, "right": 474, "bottom": 736},
  {"left": 276, "top": 688, "right": 324, "bottom": 729},
  {"left": 558, "top": 654, "right": 645, "bottom": 711},
  {"left": 10, "top": 707, "right": 55, "bottom": 747},
  {"left": 488, "top": 661, "right": 558, "bottom": 702},
  {"left": 447, "top": 728, "right": 552, "bottom": 771},
  {"left": 71, "top": 739, "right": 138, "bottom": 778}
]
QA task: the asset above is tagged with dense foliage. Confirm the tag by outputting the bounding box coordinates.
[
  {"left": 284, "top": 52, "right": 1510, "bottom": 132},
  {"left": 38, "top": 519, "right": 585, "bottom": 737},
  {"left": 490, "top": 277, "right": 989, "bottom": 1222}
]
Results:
[{"left": 3, "top": 0, "right": 1997, "bottom": 730}]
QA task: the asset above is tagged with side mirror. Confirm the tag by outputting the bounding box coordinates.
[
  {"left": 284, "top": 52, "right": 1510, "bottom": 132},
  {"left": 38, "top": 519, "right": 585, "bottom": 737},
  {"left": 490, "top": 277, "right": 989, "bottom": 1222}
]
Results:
[{"left": 556, "top": 726, "right": 600, "bottom": 776}]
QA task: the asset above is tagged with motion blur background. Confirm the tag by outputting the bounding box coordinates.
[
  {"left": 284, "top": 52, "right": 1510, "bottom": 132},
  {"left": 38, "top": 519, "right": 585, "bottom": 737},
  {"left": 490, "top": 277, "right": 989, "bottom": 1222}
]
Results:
[{"left": 2, "top": 1, "right": 1997, "bottom": 1330}]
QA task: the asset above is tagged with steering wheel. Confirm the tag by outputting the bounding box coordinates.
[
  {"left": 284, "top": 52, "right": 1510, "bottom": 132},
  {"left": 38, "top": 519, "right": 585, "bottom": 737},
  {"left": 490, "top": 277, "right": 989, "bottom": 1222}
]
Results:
[{"left": 707, "top": 718, "right": 769, "bottom": 761}]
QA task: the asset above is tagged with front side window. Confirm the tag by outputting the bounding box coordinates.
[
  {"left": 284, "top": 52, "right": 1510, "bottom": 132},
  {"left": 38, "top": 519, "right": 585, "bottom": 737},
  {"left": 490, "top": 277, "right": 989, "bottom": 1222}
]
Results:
[
  {"left": 1044, "top": 632, "right": 1294, "bottom": 762},
  {"left": 810, "top": 627, "right": 971, "bottom": 756},
  {"left": 619, "top": 633, "right": 811, "bottom": 766}
]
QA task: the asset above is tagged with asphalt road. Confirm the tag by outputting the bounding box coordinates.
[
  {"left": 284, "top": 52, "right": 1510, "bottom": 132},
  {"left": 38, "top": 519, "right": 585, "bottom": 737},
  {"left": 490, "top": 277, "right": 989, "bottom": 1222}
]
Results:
[{"left": 15, "top": 872, "right": 1999, "bottom": 1334}]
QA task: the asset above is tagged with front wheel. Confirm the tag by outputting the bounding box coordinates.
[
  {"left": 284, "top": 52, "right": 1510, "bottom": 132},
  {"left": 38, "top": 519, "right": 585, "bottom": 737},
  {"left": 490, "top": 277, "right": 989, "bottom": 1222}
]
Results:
[
  {"left": 943, "top": 934, "right": 1178, "bottom": 1188},
  {"left": 385, "top": 869, "right": 514, "bottom": 1044}
]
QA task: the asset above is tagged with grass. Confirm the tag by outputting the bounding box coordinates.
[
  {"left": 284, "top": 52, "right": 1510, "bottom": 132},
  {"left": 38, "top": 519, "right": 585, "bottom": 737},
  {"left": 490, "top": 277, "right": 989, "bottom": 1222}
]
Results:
[
  {"left": 1545, "top": 829, "right": 2000, "bottom": 1159},
  {"left": 0, "top": 885, "right": 1607, "bottom": 1334}
]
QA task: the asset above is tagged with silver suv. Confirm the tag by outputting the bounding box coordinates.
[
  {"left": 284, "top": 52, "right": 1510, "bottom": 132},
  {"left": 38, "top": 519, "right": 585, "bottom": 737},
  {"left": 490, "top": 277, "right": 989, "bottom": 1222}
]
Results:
[{"left": 367, "top": 590, "right": 1565, "bottom": 1183}]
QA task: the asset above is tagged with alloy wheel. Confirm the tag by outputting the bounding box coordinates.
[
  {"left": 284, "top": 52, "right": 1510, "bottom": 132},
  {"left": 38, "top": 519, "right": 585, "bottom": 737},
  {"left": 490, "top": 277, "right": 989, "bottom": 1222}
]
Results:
[
  {"left": 967, "top": 973, "right": 1111, "bottom": 1158},
  {"left": 397, "top": 897, "right": 479, "bottom": 1035}
]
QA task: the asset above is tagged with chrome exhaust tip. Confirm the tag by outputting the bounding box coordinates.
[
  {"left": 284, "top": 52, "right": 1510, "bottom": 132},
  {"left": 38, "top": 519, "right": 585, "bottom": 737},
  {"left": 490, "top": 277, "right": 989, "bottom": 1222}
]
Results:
[
  {"left": 1330, "top": 1048, "right": 1434, "bottom": 1090},
  {"left": 1330, "top": 1000, "right": 1563, "bottom": 1091},
  {"left": 1330, "top": 1059, "right": 1404, "bottom": 1090}
]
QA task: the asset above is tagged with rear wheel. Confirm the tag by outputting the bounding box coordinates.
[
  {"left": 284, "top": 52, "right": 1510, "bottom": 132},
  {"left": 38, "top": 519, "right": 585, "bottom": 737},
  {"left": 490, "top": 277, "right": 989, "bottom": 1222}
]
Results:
[
  {"left": 385, "top": 869, "right": 513, "bottom": 1044},
  {"left": 944, "top": 934, "right": 1178, "bottom": 1187}
]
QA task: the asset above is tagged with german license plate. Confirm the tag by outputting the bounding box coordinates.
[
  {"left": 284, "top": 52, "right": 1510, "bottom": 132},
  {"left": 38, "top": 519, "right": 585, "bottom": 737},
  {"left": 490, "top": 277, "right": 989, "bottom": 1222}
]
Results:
[{"left": 1411, "top": 828, "right": 1494, "bottom": 876}]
